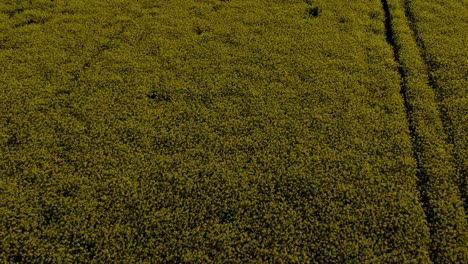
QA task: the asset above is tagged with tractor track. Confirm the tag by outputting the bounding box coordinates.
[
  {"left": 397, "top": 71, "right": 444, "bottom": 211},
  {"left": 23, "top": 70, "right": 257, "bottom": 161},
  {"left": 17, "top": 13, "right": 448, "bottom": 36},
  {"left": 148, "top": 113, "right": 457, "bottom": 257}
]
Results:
[
  {"left": 381, "top": 0, "right": 468, "bottom": 262},
  {"left": 403, "top": 0, "right": 468, "bottom": 212},
  {"left": 380, "top": 1, "right": 435, "bottom": 261}
]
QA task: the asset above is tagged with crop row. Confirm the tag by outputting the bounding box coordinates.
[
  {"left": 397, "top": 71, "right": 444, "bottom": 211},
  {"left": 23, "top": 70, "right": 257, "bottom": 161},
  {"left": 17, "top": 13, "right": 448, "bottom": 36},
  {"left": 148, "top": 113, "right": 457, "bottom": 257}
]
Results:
[
  {"left": 405, "top": 0, "right": 468, "bottom": 212},
  {"left": 384, "top": 0, "right": 468, "bottom": 262}
]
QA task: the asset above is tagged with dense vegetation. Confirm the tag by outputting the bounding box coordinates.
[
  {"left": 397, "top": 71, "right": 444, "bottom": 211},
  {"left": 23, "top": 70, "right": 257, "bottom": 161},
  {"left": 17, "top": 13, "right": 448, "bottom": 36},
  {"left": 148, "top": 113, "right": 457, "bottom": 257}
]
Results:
[
  {"left": 405, "top": 0, "right": 468, "bottom": 211},
  {"left": 385, "top": 0, "right": 468, "bottom": 261},
  {"left": 0, "top": 0, "right": 465, "bottom": 262}
]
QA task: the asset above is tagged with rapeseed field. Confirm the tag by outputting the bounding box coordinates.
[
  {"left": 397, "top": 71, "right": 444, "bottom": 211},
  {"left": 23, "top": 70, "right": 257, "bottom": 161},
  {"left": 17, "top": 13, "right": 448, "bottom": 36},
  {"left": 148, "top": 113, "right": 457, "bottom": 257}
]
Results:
[{"left": 1, "top": 0, "right": 466, "bottom": 262}]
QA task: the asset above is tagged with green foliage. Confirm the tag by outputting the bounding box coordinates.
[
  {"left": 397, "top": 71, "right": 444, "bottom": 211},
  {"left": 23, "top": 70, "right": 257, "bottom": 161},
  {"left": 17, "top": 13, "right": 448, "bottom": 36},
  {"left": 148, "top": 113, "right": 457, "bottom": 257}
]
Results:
[{"left": 0, "top": 0, "right": 463, "bottom": 262}]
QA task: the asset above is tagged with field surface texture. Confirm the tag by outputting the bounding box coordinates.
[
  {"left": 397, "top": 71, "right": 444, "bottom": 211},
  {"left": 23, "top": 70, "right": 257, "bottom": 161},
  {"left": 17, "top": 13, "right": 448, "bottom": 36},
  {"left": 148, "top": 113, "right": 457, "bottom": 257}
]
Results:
[{"left": 0, "top": 0, "right": 466, "bottom": 262}]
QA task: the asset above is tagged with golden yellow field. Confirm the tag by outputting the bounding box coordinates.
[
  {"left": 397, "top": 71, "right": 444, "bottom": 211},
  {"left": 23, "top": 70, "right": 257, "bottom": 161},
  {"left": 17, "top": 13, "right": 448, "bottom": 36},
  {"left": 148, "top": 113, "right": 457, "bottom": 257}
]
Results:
[{"left": 1, "top": 0, "right": 466, "bottom": 262}]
